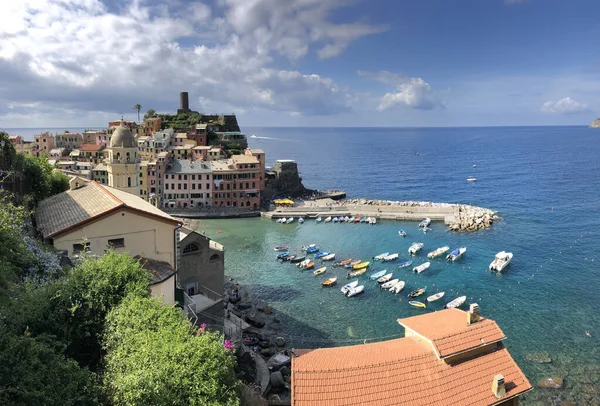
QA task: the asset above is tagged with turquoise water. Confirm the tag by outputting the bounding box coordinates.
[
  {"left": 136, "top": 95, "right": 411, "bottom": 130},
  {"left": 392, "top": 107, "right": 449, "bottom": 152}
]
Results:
[{"left": 202, "top": 126, "right": 600, "bottom": 404}]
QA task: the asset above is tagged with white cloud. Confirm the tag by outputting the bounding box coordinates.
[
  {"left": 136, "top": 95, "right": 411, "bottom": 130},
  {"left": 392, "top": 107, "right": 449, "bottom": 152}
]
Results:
[
  {"left": 357, "top": 70, "right": 441, "bottom": 110},
  {"left": 540, "top": 97, "right": 588, "bottom": 114}
]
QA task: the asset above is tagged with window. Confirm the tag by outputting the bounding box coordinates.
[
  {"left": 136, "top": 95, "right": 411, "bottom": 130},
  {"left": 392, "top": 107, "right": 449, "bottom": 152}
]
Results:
[
  {"left": 184, "top": 175, "right": 188, "bottom": 180},
  {"left": 184, "top": 184, "right": 187, "bottom": 190},
  {"left": 252, "top": 182, "right": 256, "bottom": 188},
  {"left": 72, "top": 242, "right": 90, "bottom": 254},
  {"left": 206, "top": 183, "right": 210, "bottom": 189},
  {"left": 192, "top": 184, "right": 196, "bottom": 190},
  {"left": 108, "top": 238, "right": 125, "bottom": 248},
  {"left": 128, "top": 177, "right": 132, "bottom": 187},
  {"left": 209, "top": 254, "right": 220, "bottom": 262},
  {"left": 183, "top": 243, "right": 200, "bottom": 254},
  {"left": 166, "top": 184, "right": 169, "bottom": 190},
  {"left": 178, "top": 184, "right": 181, "bottom": 190},
  {"left": 192, "top": 175, "right": 195, "bottom": 180}
]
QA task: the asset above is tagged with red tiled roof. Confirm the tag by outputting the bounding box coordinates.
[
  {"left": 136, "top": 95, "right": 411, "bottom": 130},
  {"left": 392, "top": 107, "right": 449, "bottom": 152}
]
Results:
[
  {"left": 291, "top": 338, "right": 531, "bottom": 406},
  {"left": 79, "top": 143, "right": 105, "bottom": 151},
  {"left": 398, "top": 309, "right": 506, "bottom": 359}
]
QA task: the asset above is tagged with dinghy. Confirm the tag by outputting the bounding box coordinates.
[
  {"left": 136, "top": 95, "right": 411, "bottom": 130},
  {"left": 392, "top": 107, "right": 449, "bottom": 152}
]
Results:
[
  {"left": 353, "top": 261, "right": 370, "bottom": 270},
  {"left": 409, "top": 301, "right": 426, "bottom": 309},
  {"left": 274, "top": 246, "right": 289, "bottom": 251},
  {"left": 290, "top": 255, "right": 307, "bottom": 263},
  {"left": 374, "top": 252, "right": 390, "bottom": 261},
  {"left": 381, "top": 278, "right": 399, "bottom": 289},
  {"left": 353, "top": 217, "right": 361, "bottom": 223},
  {"left": 377, "top": 273, "right": 393, "bottom": 283},
  {"left": 298, "top": 217, "right": 304, "bottom": 224},
  {"left": 314, "top": 251, "right": 330, "bottom": 259},
  {"left": 408, "top": 243, "right": 424, "bottom": 255},
  {"left": 398, "top": 229, "right": 407, "bottom": 237},
  {"left": 397, "top": 260, "right": 413, "bottom": 268},
  {"left": 324, "top": 216, "right": 332, "bottom": 223},
  {"left": 348, "top": 216, "right": 355, "bottom": 222},
  {"left": 332, "top": 217, "right": 339, "bottom": 223},
  {"left": 382, "top": 253, "right": 399, "bottom": 262},
  {"left": 426, "top": 292, "right": 445, "bottom": 302},
  {"left": 334, "top": 258, "right": 352, "bottom": 267},
  {"left": 276, "top": 251, "right": 290, "bottom": 259},
  {"left": 370, "top": 217, "right": 377, "bottom": 225},
  {"left": 369, "top": 270, "right": 387, "bottom": 280},
  {"left": 446, "top": 247, "right": 467, "bottom": 261},
  {"left": 408, "top": 286, "right": 427, "bottom": 298},
  {"left": 313, "top": 267, "right": 327, "bottom": 276},
  {"left": 347, "top": 268, "right": 367, "bottom": 278},
  {"left": 341, "top": 280, "right": 358, "bottom": 294},
  {"left": 489, "top": 251, "right": 513, "bottom": 272},
  {"left": 322, "top": 253, "right": 336, "bottom": 261},
  {"left": 467, "top": 177, "right": 477, "bottom": 182},
  {"left": 315, "top": 217, "right": 322, "bottom": 223},
  {"left": 297, "top": 259, "right": 311, "bottom": 268},
  {"left": 280, "top": 217, "right": 287, "bottom": 223},
  {"left": 427, "top": 246, "right": 449, "bottom": 259},
  {"left": 301, "top": 244, "right": 317, "bottom": 251},
  {"left": 306, "top": 246, "right": 320, "bottom": 254},
  {"left": 413, "top": 262, "right": 431, "bottom": 274},
  {"left": 418, "top": 218, "right": 431, "bottom": 228},
  {"left": 302, "top": 261, "right": 315, "bottom": 270},
  {"left": 359, "top": 216, "right": 367, "bottom": 223},
  {"left": 321, "top": 276, "right": 337, "bottom": 287},
  {"left": 345, "top": 259, "right": 362, "bottom": 268},
  {"left": 444, "top": 295, "right": 467, "bottom": 309},
  {"left": 389, "top": 280, "right": 405, "bottom": 294},
  {"left": 346, "top": 285, "right": 364, "bottom": 297},
  {"left": 281, "top": 254, "right": 295, "bottom": 262}
]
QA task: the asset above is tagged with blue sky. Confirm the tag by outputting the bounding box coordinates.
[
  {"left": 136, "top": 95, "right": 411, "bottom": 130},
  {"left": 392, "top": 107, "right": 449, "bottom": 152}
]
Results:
[{"left": 0, "top": 0, "right": 599, "bottom": 128}]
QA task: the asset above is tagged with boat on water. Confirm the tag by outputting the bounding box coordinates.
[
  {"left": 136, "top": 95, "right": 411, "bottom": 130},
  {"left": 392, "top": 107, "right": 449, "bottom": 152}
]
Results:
[
  {"left": 321, "top": 276, "right": 337, "bottom": 287},
  {"left": 473, "top": 164, "right": 477, "bottom": 168},
  {"left": 315, "top": 217, "right": 322, "bottom": 223},
  {"left": 408, "top": 243, "right": 424, "bottom": 255},
  {"left": 426, "top": 292, "right": 445, "bottom": 302},
  {"left": 408, "top": 286, "right": 427, "bottom": 298},
  {"left": 347, "top": 268, "right": 367, "bottom": 278},
  {"left": 389, "top": 280, "right": 405, "bottom": 294},
  {"left": 381, "top": 278, "right": 399, "bottom": 289},
  {"left": 332, "top": 217, "right": 339, "bottom": 223},
  {"left": 281, "top": 254, "right": 296, "bottom": 262},
  {"left": 418, "top": 218, "right": 431, "bottom": 228},
  {"left": 398, "top": 229, "right": 407, "bottom": 237},
  {"left": 397, "top": 260, "right": 413, "bottom": 268},
  {"left": 341, "top": 280, "right": 359, "bottom": 294},
  {"left": 369, "top": 217, "right": 377, "bottom": 225},
  {"left": 290, "top": 255, "right": 307, "bottom": 263},
  {"left": 334, "top": 258, "right": 353, "bottom": 267},
  {"left": 359, "top": 216, "right": 367, "bottom": 223},
  {"left": 413, "top": 262, "right": 431, "bottom": 274},
  {"left": 338, "top": 216, "right": 345, "bottom": 223},
  {"left": 301, "top": 244, "right": 317, "bottom": 251},
  {"left": 274, "top": 246, "right": 289, "bottom": 252},
  {"left": 324, "top": 216, "right": 332, "bottom": 223},
  {"left": 322, "top": 253, "right": 336, "bottom": 261},
  {"left": 374, "top": 252, "right": 390, "bottom": 261},
  {"left": 467, "top": 177, "right": 477, "bottom": 182},
  {"left": 278, "top": 217, "right": 286, "bottom": 223},
  {"left": 427, "top": 246, "right": 449, "bottom": 259},
  {"left": 346, "top": 285, "right": 364, "bottom": 297},
  {"left": 297, "top": 259, "right": 311, "bottom": 268},
  {"left": 313, "top": 267, "right": 327, "bottom": 276},
  {"left": 353, "top": 217, "right": 361, "bottom": 223},
  {"left": 377, "top": 273, "right": 393, "bottom": 283},
  {"left": 446, "top": 247, "right": 467, "bottom": 261},
  {"left": 369, "top": 270, "right": 387, "bottom": 280},
  {"left": 306, "top": 246, "right": 320, "bottom": 254},
  {"left": 422, "top": 226, "right": 431, "bottom": 233},
  {"left": 301, "top": 261, "right": 315, "bottom": 270},
  {"left": 314, "top": 251, "right": 330, "bottom": 259},
  {"left": 489, "top": 251, "right": 513, "bottom": 272},
  {"left": 382, "top": 253, "right": 399, "bottom": 262},
  {"left": 409, "top": 301, "right": 426, "bottom": 309},
  {"left": 353, "top": 261, "right": 370, "bottom": 270},
  {"left": 276, "top": 251, "right": 290, "bottom": 259},
  {"left": 345, "top": 259, "right": 362, "bottom": 268},
  {"left": 348, "top": 216, "right": 355, "bottom": 222},
  {"left": 444, "top": 295, "right": 467, "bottom": 309},
  {"left": 298, "top": 217, "right": 304, "bottom": 224}
]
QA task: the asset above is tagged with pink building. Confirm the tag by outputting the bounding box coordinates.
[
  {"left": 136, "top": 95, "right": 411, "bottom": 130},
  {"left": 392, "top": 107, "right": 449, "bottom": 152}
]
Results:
[
  {"left": 83, "top": 130, "right": 109, "bottom": 145},
  {"left": 163, "top": 160, "right": 213, "bottom": 209},
  {"left": 33, "top": 132, "right": 55, "bottom": 157}
]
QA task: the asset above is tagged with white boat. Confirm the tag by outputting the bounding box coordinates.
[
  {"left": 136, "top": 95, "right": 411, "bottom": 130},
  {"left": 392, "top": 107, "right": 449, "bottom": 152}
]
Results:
[
  {"left": 382, "top": 253, "right": 399, "bottom": 262},
  {"left": 418, "top": 218, "right": 431, "bottom": 228},
  {"left": 369, "top": 270, "right": 387, "bottom": 280},
  {"left": 444, "top": 295, "right": 467, "bottom": 309},
  {"left": 286, "top": 217, "right": 294, "bottom": 224},
  {"left": 408, "top": 243, "right": 424, "bottom": 255},
  {"left": 341, "top": 280, "right": 359, "bottom": 294},
  {"left": 446, "top": 247, "right": 467, "bottom": 261},
  {"left": 313, "top": 266, "right": 326, "bottom": 276},
  {"left": 280, "top": 217, "right": 287, "bottom": 223},
  {"left": 297, "top": 259, "right": 311, "bottom": 268},
  {"left": 413, "top": 262, "right": 431, "bottom": 274},
  {"left": 389, "top": 280, "right": 405, "bottom": 294},
  {"left": 301, "top": 244, "right": 317, "bottom": 251},
  {"left": 322, "top": 253, "right": 336, "bottom": 261},
  {"left": 489, "top": 251, "right": 513, "bottom": 272},
  {"left": 316, "top": 217, "right": 322, "bottom": 223},
  {"left": 332, "top": 217, "right": 339, "bottom": 223},
  {"left": 467, "top": 177, "right": 477, "bottom": 182},
  {"left": 298, "top": 217, "right": 304, "bottom": 224},
  {"left": 346, "top": 285, "right": 365, "bottom": 297},
  {"left": 374, "top": 252, "right": 390, "bottom": 261},
  {"left": 348, "top": 216, "right": 355, "bottom": 222},
  {"left": 345, "top": 216, "right": 350, "bottom": 222},
  {"left": 377, "top": 273, "right": 393, "bottom": 283},
  {"left": 427, "top": 246, "right": 449, "bottom": 259},
  {"left": 426, "top": 292, "right": 445, "bottom": 302},
  {"left": 381, "top": 278, "right": 399, "bottom": 289},
  {"left": 338, "top": 216, "right": 345, "bottom": 223},
  {"left": 369, "top": 217, "right": 377, "bottom": 224},
  {"left": 324, "top": 216, "right": 332, "bottom": 223}
]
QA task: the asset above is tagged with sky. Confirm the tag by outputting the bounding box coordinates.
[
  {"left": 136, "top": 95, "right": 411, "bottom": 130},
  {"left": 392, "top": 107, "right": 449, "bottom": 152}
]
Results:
[{"left": 0, "top": 0, "right": 599, "bottom": 128}]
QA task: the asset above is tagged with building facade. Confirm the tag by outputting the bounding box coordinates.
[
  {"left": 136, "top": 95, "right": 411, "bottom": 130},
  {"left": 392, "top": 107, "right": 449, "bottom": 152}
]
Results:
[
  {"left": 33, "top": 132, "right": 55, "bottom": 157},
  {"left": 55, "top": 133, "right": 83, "bottom": 150},
  {"left": 163, "top": 159, "right": 212, "bottom": 208},
  {"left": 106, "top": 125, "right": 140, "bottom": 196},
  {"left": 210, "top": 154, "right": 261, "bottom": 209}
]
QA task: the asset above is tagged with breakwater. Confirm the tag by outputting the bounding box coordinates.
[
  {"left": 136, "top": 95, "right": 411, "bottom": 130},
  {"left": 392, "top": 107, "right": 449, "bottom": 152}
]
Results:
[{"left": 263, "top": 199, "right": 499, "bottom": 231}]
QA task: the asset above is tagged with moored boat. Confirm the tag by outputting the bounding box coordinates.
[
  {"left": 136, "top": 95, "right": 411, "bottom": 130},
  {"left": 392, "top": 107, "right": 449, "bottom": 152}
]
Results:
[
  {"left": 377, "top": 273, "right": 393, "bottom": 283},
  {"left": 315, "top": 217, "right": 322, "bottom": 223},
  {"left": 346, "top": 285, "right": 364, "bottom": 297},
  {"left": 301, "top": 261, "right": 315, "bottom": 270},
  {"left": 280, "top": 217, "right": 287, "bottom": 223},
  {"left": 381, "top": 278, "right": 399, "bottom": 289},
  {"left": 274, "top": 246, "right": 289, "bottom": 251},
  {"left": 332, "top": 217, "right": 339, "bottom": 223},
  {"left": 444, "top": 295, "right": 467, "bottom": 309},
  {"left": 446, "top": 247, "right": 467, "bottom": 261},
  {"left": 345, "top": 259, "right": 362, "bottom": 268},
  {"left": 408, "top": 286, "right": 427, "bottom": 298},
  {"left": 290, "top": 255, "right": 307, "bottom": 263},
  {"left": 324, "top": 216, "right": 332, "bottom": 223},
  {"left": 334, "top": 258, "right": 352, "bottom": 267},
  {"left": 281, "top": 254, "right": 296, "bottom": 262},
  {"left": 408, "top": 243, "right": 424, "bottom": 255},
  {"left": 397, "top": 260, "right": 413, "bottom": 268},
  {"left": 409, "top": 301, "right": 426, "bottom": 309},
  {"left": 398, "top": 229, "right": 407, "bottom": 237},
  {"left": 276, "top": 251, "right": 290, "bottom": 259},
  {"left": 422, "top": 225, "right": 431, "bottom": 233},
  {"left": 359, "top": 216, "right": 367, "bottom": 223},
  {"left": 313, "top": 267, "right": 327, "bottom": 276},
  {"left": 314, "top": 251, "right": 330, "bottom": 259},
  {"left": 418, "top": 218, "right": 431, "bottom": 228},
  {"left": 321, "top": 276, "right": 337, "bottom": 287},
  {"left": 297, "top": 258, "right": 311, "bottom": 268},
  {"left": 426, "top": 292, "right": 445, "bottom": 302},
  {"left": 322, "top": 253, "right": 336, "bottom": 261},
  {"left": 341, "top": 280, "right": 359, "bottom": 294},
  {"left": 382, "top": 253, "right": 399, "bottom": 262},
  {"left": 353, "top": 261, "right": 370, "bottom": 270},
  {"left": 389, "top": 280, "right": 405, "bottom": 294},
  {"left": 348, "top": 216, "right": 355, "bottom": 222},
  {"left": 374, "top": 252, "right": 390, "bottom": 261},
  {"left": 413, "top": 262, "right": 431, "bottom": 274},
  {"left": 298, "top": 217, "right": 304, "bottom": 224},
  {"left": 369, "top": 270, "right": 387, "bottom": 280},
  {"left": 369, "top": 217, "right": 377, "bottom": 225},
  {"left": 306, "top": 246, "right": 320, "bottom": 254},
  {"left": 489, "top": 251, "right": 513, "bottom": 272},
  {"left": 427, "top": 246, "right": 449, "bottom": 259},
  {"left": 301, "top": 244, "right": 317, "bottom": 251},
  {"left": 353, "top": 217, "right": 361, "bottom": 223},
  {"left": 467, "top": 177, "right": 477, "bottom": 182},
  {"left": 347, "top": 268, "right": 367, "bottom": 278}
]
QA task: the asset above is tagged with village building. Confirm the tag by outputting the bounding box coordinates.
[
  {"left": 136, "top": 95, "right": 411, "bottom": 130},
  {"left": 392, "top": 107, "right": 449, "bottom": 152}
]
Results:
[
  {"left": 106, "top": 124, "right": 140, "bottom": 197},
  {"left": 163, "top": 159, "right": 212, "bottom": 209},
  {"left": 144, "top": 116, "right": 162, "bottom": 136},
  {"left": 189, "top": 123, "right": 207, "bottom": 146},
  {"left": 291, "top": 306, "right": 532, "bottom": 406},
  {"left": 192, "top": 145, "right": 211, "bottom": 161},
  {"left": 48, "top": 148, "right": 68, "bottom": 159},
  {"left": 33, "top": 132, "right": 55, "bottom": 157},
  {"left": 213, "top": 131, "right": 248, "bottom": 149},
  {"left": 92, "top": 163, "right": 108, "bottom": 185},
  {"left": 78, "top": 143, "right": 106, "bottom": 164},
  {"left": 54, "top": 132, "right": 83, "bottom": 150},
  {"left": 82, "top": 130, "right": 109, "bottom": 145},
  {"left": 210, "top": 154, "right": 262, "bottom": 209},
  {"left": 137, "top": 129, "right": 173, "bottom": 160}
]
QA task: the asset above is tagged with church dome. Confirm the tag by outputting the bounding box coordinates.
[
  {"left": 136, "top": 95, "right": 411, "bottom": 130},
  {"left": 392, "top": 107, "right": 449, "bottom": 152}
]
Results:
[{"left": 110, "top": 124, "right": 136, "bottom": 148}]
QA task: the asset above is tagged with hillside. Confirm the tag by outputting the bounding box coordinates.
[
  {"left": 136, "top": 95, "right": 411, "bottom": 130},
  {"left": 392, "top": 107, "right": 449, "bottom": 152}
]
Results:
[{"left": 590, "top": 118, "right": 600, "bottom": 128}]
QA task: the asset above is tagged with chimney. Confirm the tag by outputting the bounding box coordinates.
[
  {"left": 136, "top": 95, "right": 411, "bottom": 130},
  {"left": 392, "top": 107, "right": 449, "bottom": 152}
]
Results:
[
  {"left": 492, "top": 374, "right": 506, "bottom": 398},
  {"left": 467, "top": 303, "right": 481, "bottom": 325}
]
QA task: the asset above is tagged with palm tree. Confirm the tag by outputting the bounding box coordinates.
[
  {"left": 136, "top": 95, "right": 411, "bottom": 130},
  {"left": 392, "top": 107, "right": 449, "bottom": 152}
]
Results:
[{"left": 133, "top": 104, "right": 142, "bottom": 123}]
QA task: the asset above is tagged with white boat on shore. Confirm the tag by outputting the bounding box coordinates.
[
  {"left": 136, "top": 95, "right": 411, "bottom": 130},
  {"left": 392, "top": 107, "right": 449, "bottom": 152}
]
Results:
[
  {"left": 377, "top": 273, "right": 393, "bottom": 283},
  {"left": 427, "top": 246, "right": 450, "bottom": 259},
  {"left": 374, "top": 252, "right": 390, "bottom": 261},
  {"left": 341, "top": 280, "right": 359, "bottom": 294},
  {"left": 286, "top": 217, "right": 294, "bottom": 224},
  {"left": 444, "top": 295, "right": 467, "bottom": 309},
  {"left": 418, "top": 218, "right": 431, "bottom": 228},
  {"left": 413, "top": 262, "right": 431, "bottom": 274},
  {"left": 389, "top": 280, "right": 405, "bottom": 294},
  {"left": 427, "top": 292, "right": 445, "bottom": 302},
  {"left": 382, "top": 253, "right": 399, "bottom": 262},
  {"left": 346, "top": 285, "right": 364, "bottom": 297},
  {"left": 489, "top": 251, "right": 513, "bottom": 272},
  {"left": 408, "top": 243, "right": 424, "bottom": 255},
  {"left": 381, "top": 278, "right": 399, "bottom": 289},
  {"left": 324, "top": 216, "right": 332, "bottom": 223},
  {"left": 446, "top": 247, "right": 467, "bottom": 261}
]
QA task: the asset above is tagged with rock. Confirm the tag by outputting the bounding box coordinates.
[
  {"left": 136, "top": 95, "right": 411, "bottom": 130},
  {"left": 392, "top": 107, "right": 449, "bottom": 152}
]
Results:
[
  {"left": 536, "top": 376, "right": 564, "bottom": 389},
  {"left": 259, "top": 340, "right": 270, "bottom": 349},
  {"left": 270, "top": 371, "right": 285, "bottom": 389},
  {"left": 559, "top": 402, "right": 576, "bottom": 406},
  {"left": 273, "top": 317, "right": 280, "bottom": 323},
  {"left": 245, "top": 314, "right": 265, "bottom": 328},
  {"left": 590, "top": 118, "right": 600, "bottom": 128},
  {"left": 257, "top": 304, "right": 273, "bottom": 314},
  {"left": 526, "top": 352, "right": 552, "bottom": 364},
  {"left": 275, "top": 337, "right": 286, "bottom": 347},
  {"left": 279, "top": 366, "right": 291, "bottom": 377},
  {"left": 237, "top": 302, "right": 252, "bottom": 310},
  {"left": 267, "top": 353, "right": 291, "bottom": 371},
  {"left": 284, "top": 375, "right": 291, "bottom": 384},
  {"left": 269, "top": 394, "right": 282, "bottom": 402},
  {"left": 260, "top": 348, "right": 273, "bottom": 357},
  {"left": 229, "top": 295, "right": 241, "bottom": 304}
]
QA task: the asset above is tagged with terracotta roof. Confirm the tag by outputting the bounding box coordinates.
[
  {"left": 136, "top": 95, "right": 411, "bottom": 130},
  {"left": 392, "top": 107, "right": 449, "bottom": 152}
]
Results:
[
  {"left": 79, "top": 143, "right": 105, "bottom": 152},
  {"left": 35, "top": 181, "right": 178, "bottom": 238},
  {"left": 398, "top": 309, "right": 506, "bottom": 359},
  {"left": 291, "top": 338, "right": 531, "bottom": 406},
  {"left": 134, "top": 255, "right": 175, "bottom": 284}
]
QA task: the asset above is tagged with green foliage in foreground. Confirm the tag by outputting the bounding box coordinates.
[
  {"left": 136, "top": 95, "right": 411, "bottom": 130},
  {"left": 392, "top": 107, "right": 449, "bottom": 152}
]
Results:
[
  {"left": 104, "top": 295, "right": 240, "bottom": 406},
  {"left": 11, "top": 153, "right": 70, "bottom": 204}
]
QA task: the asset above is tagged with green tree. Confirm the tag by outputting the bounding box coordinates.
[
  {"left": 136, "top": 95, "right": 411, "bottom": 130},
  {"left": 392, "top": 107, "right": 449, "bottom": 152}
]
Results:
[
  {"left": 1, "top": 131, "right": 17, "bottom": 170},
  {"left": 144, "top": 108, "right": 156, "bottom": 119},
  {"left": 11, "top": 153, "right": 69, "bottom": 204},
  {"left": 133, "top": 103, "right": 142, "bottom": 122},
  {"left": 49, "top": 170, "right": 70, "bottom": 196},
  {"left": 104, "top": 295, "right": 240, "bottom": 406}
]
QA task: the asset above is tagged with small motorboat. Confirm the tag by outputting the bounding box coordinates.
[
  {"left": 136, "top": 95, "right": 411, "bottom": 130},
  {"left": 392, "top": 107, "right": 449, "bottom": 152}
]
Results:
[
  {"left": 370, "top": 217, "right": 377, "bottom": 225},
  {"left": 467, "top": 177, "right": 477, "bottom": 182},
  {"left": 334, "top": 258, "right": 352, "bottom": 267},
  {"left": 324, "top": 216, "right": 332, "bottom": 223},
  {"left": 346, "top": 285, "right": 364, "bottom": 297},
  {"left": 418, "top": 218, "right": 431, "bottom": 228},
  {"left": 408, "top": 243, "right": 424, "bottom": 255},
  {"left": 377, "top": 273, "right": 393, "bottom": 283},
  {"left": 332, "top": 217, "right": 339, "bottom": 223},
  {"left": 374, "top": 252, "right": 390, "bottom": 261},
  {"left": 359, "top": 216, "right": 367, "bottom": 223},
  {"left": 276, "top": 251, "right": 290, "bottom": 259},
  {"left": 338, "top": 216, "right": 345, "bottom": 223},
  {"left": 347, "top": 268, "right": 367, "bottom": 278},
  {"left": 286, "top": 217, "right": 294, "bottom": 224},
  {"left": 389, "top": 280, "right": 405, "bottom": 294},
  {"left": 345, "top": 259, "right": 362, "bottom": 268},
  {"left": 313, "top": 267, "right": 327, "bottom": 276},
  {"left": 473, "top": 164, "right": 477, "bottom": 168},
  {"left": 397, "top": 260, "right": 413, "bottom": 268},
  {"left": 408, "top": 286, "right": 427, "bottom": 298},
  {"left": 341, "top": 280, "right": 358, "bottom": 294},
  {"left": 298, "top": 217, "right": 304, "bottom": 224},
  {"left": 422, "top": 226, "right": 431, "bottom": 233},
  {"left": 314, "top": 251, "right": 330, "bottom": 259},
  {"left": 427, "top": 246, "right": 449, "bottom": 259},
  {"left": 322, "top": 253, "right": 336, "bottom": 261},
  {"left": 297, "top": 258, "right": 311, "bottom": 268},
  {"left": 446, "top": 247, "right": 467, "bottom": 261},
  {"left": 321, "top": 276, "right": 337, "bottom": 287},
  {"left": 444, "top": 295, "right": 467, "bottom": 309},
  {"left": 306, "top": 246, "right": 320, "bottom": 254},
  {"left": 409, "top": 301, "right": 426, "bottom": 309},
  {"left": 281, "top": 254, "right": 295, "bottom": 262},
  {"left": 369, "top": 270, "right": 387, "bottom": 280},
  {"left": 348, "top": 216, "right": 355, "bottom": 222},
  {"left": 381, "top": 278, "right": 399, "bottom": 289},
  {"left": 302, "top": 261, "right": 315, "bottom": 270},
  {"left": 290, "top": 255, "right": 307, "bottom": 263},
  {"left": 353, "top": 217, "right": 361, "bottom": 223},
  {"left": 398, "top": 229, "right": 407, "bottom": 237},
  {"left": 426, "top": 292, "right": 445, "bottom": 302},
  {"left": 382, "top": 253, "right": 399, "bottom": 262},
  {"left": 489, "top": 251, "right": 513, "bottom": 272},
  {"left": 413, "top": 262, "right": 431, "bottom": 274},
  {"left": 316, "top": 217, "right": 322, "bottom": 223},
  {"left": 274, "top": 246, "right": 289, "bottom": 251},
  {"left": 301, "top": 244, "right": 317, "bottom": 251},
  {"left": 345, "top": 216, "right": 350, "bottom": 222},
  {"left": 353, "top": 261, "right": 370, "bottom": 270},
  {"left": 279, "top": 217, "right": 287, "bottom": 223}
]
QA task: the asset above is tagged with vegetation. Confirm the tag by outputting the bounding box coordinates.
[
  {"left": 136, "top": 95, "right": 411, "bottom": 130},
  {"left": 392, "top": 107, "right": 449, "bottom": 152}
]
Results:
[
  {"left": 133, "top": 103, "right": 142, "bottom": 122},
  {"left": 158, "top": 111, "right": 205, "bottom": 130},
  {"left": 144, "top": 108, "right": 156, "bottom": 119},
  {"left": 1, "top": 131, "right": 16, "bottom": 170},
  {"left": 10, "top": 153, "right": 69, "bottom": 204}
]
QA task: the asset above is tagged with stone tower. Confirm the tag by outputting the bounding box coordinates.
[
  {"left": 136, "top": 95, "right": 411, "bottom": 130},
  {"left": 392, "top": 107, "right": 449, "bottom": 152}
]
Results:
[{"left": 106, "top": 123, "right": 140, "bottom": 196}]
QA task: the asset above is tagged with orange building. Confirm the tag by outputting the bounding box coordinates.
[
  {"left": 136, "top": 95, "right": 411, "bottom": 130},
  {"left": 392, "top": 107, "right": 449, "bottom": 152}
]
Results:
[
  {"left": 144, "top": 117, "right": 162, "bottom": 136},
  {"left": 291, "top": 306, "right": 532, "bottom": 406}
]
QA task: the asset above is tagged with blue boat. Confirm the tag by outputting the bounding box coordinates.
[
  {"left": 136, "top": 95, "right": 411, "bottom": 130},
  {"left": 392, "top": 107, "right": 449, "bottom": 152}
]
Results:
[
  {"left": 359, "top": 216, "right": 367, "bottom": 223},
  {"left": 398, "top": 229, "right": 407, "bottom": 237},
  {"left": 369, "top": 270, "right": 387, "bottom": 280},
  {"left": 276, "top": 251, "right": 290, "bottom": 259},
  {"left": 314, "top": 251, "right": 330, "bottom": 259},
  {"left": 397, "top": 260, "right": 413, "bottom": 268},
  {"left": 332, "top": 217, "right": 339, "bottom": 222},
  {"left": 306, "top": 246, "right": 320, "bottom": 254}
]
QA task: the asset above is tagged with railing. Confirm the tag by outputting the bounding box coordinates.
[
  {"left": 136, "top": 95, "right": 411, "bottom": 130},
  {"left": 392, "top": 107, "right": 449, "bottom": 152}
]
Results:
[
  {"left": 197, "top": 283, "right": 223, "bottom": 302},
  {"left": 182, "top": 292, "right": 198, "bottom": 331}
]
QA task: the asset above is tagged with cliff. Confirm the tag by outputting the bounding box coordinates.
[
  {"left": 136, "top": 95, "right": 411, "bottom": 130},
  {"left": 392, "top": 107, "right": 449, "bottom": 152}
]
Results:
[{"left": 590, "top": 118, "right": 600, "bottom": 128}]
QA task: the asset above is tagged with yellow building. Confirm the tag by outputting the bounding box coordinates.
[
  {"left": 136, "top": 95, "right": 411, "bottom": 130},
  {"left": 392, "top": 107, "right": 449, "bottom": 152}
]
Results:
[
  {"left": 106, "top": 124, "right": 140, "bottom": 197},
  {"left": 35, "top": 181, "right": 181, "bottom": 304}
]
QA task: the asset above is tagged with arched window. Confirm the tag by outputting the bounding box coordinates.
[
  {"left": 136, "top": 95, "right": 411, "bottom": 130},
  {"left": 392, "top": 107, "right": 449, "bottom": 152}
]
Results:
[
  {"left": 183, "top": 243, "right": 200, "bottom": 254},
  {"left": 209, "top": 254, "right": 220, "bottom": 262},
  {"left": 116, "top": 152, "right": 121, "bottom": 160},
  {"left": 128, "top": 177, "right": 131, "bottom": 187},
  {"left": 126, "top": 152, "right": 130, "bottom": 162}
]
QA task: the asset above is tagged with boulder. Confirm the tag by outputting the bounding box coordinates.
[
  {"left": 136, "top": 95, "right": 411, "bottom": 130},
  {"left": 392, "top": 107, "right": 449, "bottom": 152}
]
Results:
[
  {"left": 536, "top": 376, "right": 564, "bottom": 389},
  {"left": 526, "top": 352, "right": 552, "bottom": 364},
  {"left": 257, "top": 304, "right": 273, "bottom": 314},
  {"left": 279, "top": 366, "right": 291, "bottom": 377},
  {"left": 270, "top": 371, "right": 285, "bottom": 389},
  {"left": 260, "top": 348, "right": 273, "bottom": 357},
  {"left": 237, "top": 302, "right": 253, "bottom": 310},
  {"left": 269, "top": 394, "right": 282, "bottom": 402},
  {"left": 245, "top": 314, "right": 265, "bottom": 328},
  {"left": 267, "top": 353, "right": 291, "bottom": 371},
  {"left": 275, "top": 337, "right": 286, "bottom": 347},
  {"left": 258, "top": 340, "right": 270, "bottom": 349}
]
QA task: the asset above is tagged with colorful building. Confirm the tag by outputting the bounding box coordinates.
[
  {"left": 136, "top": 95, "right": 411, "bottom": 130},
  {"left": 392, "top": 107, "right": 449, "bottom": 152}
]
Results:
[
  {"left": 78, "top": 144, "right": 106, "bottom": 164},
  {"left": 144, "top": 116, "right": 162, "bottom": 136},
  {"left": 163, "top": 159, "right": 212, "bottom": 209},
  {"left": 54, "top": 132, "right": 83, "bottom": 150},
  {"left": 106, "top": 124, "right": 140, "bottom": 197},
  {"left": 210, "top": 154, "right": 261, "bottom": 209},
  {"left": 33, "top": 132, "right": 55, "bottom": 157}
]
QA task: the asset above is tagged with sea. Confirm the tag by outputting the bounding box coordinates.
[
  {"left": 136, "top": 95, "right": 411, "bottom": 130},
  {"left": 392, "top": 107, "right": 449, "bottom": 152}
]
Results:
[{"left": 7, "top": 126, "right": 600, "bottom": 404}]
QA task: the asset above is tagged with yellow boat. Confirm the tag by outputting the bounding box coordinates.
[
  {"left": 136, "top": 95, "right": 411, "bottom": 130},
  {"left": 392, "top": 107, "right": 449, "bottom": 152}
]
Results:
[
  {"left": 347, "top": 268, "right": 367, "bottom": 278},
  {"left": 353, "top": 261, "right": 370, "bottom": 270},
  {"left": 321, "top": 276, "right": 337, "bottom": 286}
]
